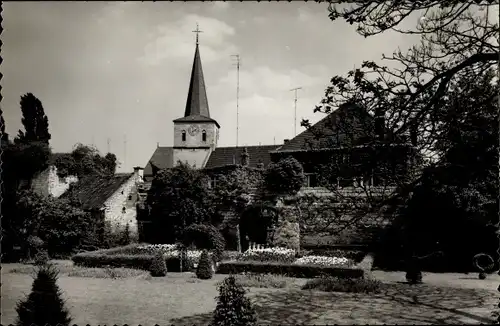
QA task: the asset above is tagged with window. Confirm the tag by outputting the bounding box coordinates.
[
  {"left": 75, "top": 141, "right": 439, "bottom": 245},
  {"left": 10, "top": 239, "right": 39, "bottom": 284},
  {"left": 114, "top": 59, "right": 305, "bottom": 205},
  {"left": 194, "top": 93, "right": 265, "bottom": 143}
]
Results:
[
  {"left": 202, "top": 130, "right": 207, "bottom": 142},
  {"left": 122, "top": 207, "right": 126, "bottom": 213},
  {"left": 182, "top": 130, "right": 186, "bottom": 142},
  {"left": 209, "top": 176, "right": 217, "bottom": 189},
  {"left": 128, "top": 195, "right": 132, "bottom": 200},
  {"left": 303, "top": 173, "right": 318, "bottom": 187}
]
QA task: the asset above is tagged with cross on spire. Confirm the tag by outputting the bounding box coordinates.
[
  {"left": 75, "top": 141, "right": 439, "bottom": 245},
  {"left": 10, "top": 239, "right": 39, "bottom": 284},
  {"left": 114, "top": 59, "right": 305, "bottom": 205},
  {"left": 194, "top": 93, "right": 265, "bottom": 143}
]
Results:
[{"left": 192, "top": 23, "right": 203, "bottom": 45}]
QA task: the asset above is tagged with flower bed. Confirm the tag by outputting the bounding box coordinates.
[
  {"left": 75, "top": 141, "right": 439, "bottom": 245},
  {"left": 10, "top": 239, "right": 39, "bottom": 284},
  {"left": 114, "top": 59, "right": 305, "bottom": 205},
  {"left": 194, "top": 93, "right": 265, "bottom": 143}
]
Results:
[
  {"left": 237, "top": 247, "right": 296, "bottom": 264},
  {"left": 293, "top": 255, "right": 353, "bottom": 268}
]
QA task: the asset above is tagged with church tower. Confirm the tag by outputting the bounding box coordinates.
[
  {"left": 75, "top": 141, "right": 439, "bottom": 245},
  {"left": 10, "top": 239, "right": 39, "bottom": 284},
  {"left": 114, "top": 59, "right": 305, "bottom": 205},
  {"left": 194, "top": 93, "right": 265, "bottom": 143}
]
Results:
[{"left": 173, "top": 24, "right": 220, "bottom": 168}]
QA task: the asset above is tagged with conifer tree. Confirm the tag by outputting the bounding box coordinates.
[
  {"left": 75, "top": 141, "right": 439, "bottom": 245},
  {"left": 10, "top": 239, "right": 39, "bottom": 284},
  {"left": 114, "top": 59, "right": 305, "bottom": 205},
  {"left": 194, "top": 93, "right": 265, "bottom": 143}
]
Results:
[
  {"left": 17, "top": 93, "right": 51, "bottom": 144},
  {"left": 15, "top": 264, "right": 72, "bottom": 326},
  {"left": 212, "top": 275, "right": 257, "bottom": 326}
]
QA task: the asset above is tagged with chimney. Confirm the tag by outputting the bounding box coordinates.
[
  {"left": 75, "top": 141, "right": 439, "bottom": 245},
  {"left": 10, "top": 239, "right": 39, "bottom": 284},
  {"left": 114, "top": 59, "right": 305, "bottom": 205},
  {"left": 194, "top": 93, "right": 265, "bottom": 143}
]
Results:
[
  {"left": 240, "top": 147, "right": 250, "bottom": 166},
  {"left": 374, "top": 107, "right": 385, "bottom": 141},
  {"left": 157, "top": 142, "right": 159, "bottom": 148},
  {"left": 284, "top": 139, "right": 290, "bottom": 144}
]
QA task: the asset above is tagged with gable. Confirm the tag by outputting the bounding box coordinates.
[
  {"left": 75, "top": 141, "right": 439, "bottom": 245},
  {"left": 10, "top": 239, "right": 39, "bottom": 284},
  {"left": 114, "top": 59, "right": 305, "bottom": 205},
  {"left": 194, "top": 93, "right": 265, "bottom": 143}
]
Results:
[{"left": 276, "top": 103, "right": 375, "bottom": 152}]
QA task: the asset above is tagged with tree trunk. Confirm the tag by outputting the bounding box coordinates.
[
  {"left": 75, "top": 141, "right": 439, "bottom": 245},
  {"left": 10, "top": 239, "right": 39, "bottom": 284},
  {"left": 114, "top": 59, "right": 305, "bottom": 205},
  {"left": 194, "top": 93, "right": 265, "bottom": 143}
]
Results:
[{"left": 236, "top": 224, "right": 241, "bottom": 253}]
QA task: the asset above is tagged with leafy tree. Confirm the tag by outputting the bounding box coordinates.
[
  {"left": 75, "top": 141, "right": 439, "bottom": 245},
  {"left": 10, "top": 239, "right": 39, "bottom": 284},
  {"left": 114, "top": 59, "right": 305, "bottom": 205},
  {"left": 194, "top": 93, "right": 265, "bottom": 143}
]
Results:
[
  {"left": 213, "top": 275, "right": 258, "bottom": 326},
  {"left": 147, "top": 162, "right": 217, "bottom": 243},
  {"left": 264, "top": 156, "right": 305, "bottom": 195},
  {"left": 54, "top": 144, "right": 118, "bottom": 178},
  {"left": 16, "top": 93, "right": 51, "bottom": 144},
  {"left": 15, "top": 264, "right": 72, "bottom": 326},
  {"left": 15, "top": 190, "right": 96, "bottom": 257},
  {"left": 182, "top": 224, "right": 226, "bottom": 262}
]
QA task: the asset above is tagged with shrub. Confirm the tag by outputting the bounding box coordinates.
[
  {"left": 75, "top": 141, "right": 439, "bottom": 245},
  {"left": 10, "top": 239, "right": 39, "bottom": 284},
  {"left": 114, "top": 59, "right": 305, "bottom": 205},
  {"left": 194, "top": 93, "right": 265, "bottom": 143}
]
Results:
[
  {"left": 120, "top": 223, "right": 131, "bottom": 246},
  {"left": 149, "top": 252, "right": 167, "bottom": 277},
  {"left": 196, "top": 250, "right": 213, "bottom": 280},
  {"left": 71, "top": 251, "right": 194, "bottom": 272},
  {"left": 182, "top": 224, "right": 226, "bottom": 262},
  {"left": 293, "top": 255, "right": 353, "bottom": 267},
  {"left": 264, "top": 156, "right": 305, "bottom": 195},
  {"left": 15, "top": 264, "right": 72, "bottom": 326},
  {"left": 272, "top": 221, "right": 300, "bottom": 252},
  {"left": 405, "top": 257, "right": 423, "bottom": 284},
  {"left": 33, "top": 249, "right": 50, "bottom": 266},
  {"left": 212, "top": 275, "right": 258, "bottom": 326},
  {"left": 302, "top": 276, "right": 383, "bottom": 294},
  {"left": 217, "top": 260, "right": 364, "bottom": 279}
]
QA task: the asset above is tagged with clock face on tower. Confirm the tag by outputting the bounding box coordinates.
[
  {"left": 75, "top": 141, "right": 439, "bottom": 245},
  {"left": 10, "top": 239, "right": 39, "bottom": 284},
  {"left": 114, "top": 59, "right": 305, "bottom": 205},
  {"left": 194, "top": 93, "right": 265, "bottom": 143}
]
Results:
[{"left": 188, "top": 125, "right": 200, "bottom": 136}]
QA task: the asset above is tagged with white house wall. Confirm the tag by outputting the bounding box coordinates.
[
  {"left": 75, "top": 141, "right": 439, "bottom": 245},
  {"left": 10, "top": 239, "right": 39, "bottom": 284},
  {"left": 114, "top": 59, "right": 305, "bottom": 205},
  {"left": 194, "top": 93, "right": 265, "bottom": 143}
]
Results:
[
  {"left": 32, "top": 165, "right": 78, "bottom": 198},
  {"left": 102, "top": 173, "right": 142, "bottom": 238}
]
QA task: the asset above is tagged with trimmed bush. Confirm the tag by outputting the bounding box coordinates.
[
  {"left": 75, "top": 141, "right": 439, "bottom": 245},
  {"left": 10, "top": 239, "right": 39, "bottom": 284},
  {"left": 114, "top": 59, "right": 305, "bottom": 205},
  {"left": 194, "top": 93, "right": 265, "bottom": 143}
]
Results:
[
  {"left": 15, "top": 264, "right": 72, "bottom": 326},
  {"left": 71, "top": 251, "right": 194, "bottom": 272},
  {"left": 150, "top": 252, "right": 167, "bottom": 277},
  {"left": 196, "top": 250, "right": 213, "bottom": 280},
  {"left": 302, "top": 276, "right": 383, "bottom": 294},
  {"left": 217, "top": 260, "right": 364, "bottom": 279},
  {"left": 234, "top": 273, "right": 288, "bottom": 289},
  {"left": 212, "top": 275, "right": 258, "bottom": 326},
  {"left": 405, "top": 257, "right": 423, "bottom": 284}
]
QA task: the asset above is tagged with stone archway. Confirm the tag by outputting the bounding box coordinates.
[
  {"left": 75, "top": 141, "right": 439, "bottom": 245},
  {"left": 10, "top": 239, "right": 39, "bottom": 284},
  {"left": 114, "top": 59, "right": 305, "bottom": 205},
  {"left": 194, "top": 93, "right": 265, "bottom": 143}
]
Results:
[{"left": 239, "top": 204, "right": 278, "bottom": 252}]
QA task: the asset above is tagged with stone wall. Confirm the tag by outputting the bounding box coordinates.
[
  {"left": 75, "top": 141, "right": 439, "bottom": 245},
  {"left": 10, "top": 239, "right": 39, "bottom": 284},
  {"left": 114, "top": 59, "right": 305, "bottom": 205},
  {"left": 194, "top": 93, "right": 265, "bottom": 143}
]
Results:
[
  {"left": 103, "top": 172, "right": 142, "bottom": 239},
  {"left": 31, "top": 165, "right": 78, "bottom": 198}
]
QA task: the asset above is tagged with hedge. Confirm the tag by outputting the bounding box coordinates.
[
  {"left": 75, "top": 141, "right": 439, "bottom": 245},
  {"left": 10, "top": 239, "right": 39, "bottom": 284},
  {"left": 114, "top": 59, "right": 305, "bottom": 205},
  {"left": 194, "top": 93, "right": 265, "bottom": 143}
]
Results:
[
  {"left": 216, "top": 260, "right": 365, "bottom": 279},
  {"left": 71, "top": 252, "right": 194, "bottom": 272}
]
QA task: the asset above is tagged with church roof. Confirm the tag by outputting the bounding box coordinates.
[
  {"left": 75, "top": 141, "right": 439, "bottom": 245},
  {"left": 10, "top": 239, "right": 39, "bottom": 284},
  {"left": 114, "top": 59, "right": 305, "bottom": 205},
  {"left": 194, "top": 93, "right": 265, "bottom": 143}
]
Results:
[
  {"left": 143, "top": 146, "right": 174, "bottom": 177},
  {"left": 175, "top": 43, "right": 220, "bottom": 128},
  {"left": 60, "top": 173, "right": 133, "bottom": 210},
  {"left": 205, "top": 145, "right": 281, "bottom": 169},
  {"left": 274, "top": 103, "right": 375, "bottom": 152}
]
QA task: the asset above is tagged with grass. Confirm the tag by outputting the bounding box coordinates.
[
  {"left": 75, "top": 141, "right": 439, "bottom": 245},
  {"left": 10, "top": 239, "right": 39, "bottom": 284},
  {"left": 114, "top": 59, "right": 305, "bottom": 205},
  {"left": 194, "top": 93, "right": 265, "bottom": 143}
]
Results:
[
  {"left": 302, "top": 276, "right": 384, "bottom": 294},
  {"left": 231, "top": 273, "right": 290, "bottom": 289},
  {"left": 2, "top": 262, "right": 497, "bottom": 325},
  {"left": 9, "top": 264, "right": 147, "bottom": 279}
]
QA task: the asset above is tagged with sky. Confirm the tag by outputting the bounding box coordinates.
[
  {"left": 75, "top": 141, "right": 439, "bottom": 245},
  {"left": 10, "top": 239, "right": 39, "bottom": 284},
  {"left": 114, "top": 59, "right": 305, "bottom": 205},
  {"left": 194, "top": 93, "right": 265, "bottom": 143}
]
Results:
[{"left": 2, "top": 1, "right": 424, "bottom": 173}]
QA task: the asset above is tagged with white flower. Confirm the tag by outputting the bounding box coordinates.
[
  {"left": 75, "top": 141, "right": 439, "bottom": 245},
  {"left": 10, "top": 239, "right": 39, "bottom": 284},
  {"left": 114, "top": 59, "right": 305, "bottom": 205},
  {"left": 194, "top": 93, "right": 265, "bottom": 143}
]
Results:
[
  {"left": 293, "top": 255, "right": 350, "bottom": 267},
  {"left": 238, "top": 247, "right": 296, "bottom": 263}
]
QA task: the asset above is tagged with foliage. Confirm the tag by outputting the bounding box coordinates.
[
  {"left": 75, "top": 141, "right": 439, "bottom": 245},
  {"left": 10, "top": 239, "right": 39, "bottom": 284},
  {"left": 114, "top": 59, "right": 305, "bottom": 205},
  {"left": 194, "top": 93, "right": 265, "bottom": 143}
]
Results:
[
  {"left": 34, "top": 249, "right": 50, "bottom": 266},
  {"left": 149, "top": 252, "right": 167, "bottom": 277},
  {"left": 196, "top": 250, "right": 213, "bottom": 280},
  {"left": 182, "top": 223, "right": 226, "bottom": 262},
  {"left": 212, "top": 275, "right": 258, "bottom": 326},
  {"left": 397, "top": 69, "right": 498, "bottom": 270},
  {"left": 120, "top": 223, "right": 131, "bottom": 246},
  {"left": 232, "top": 273, "right": 288, "bottom": 289},
  {"left": 302, "top": 276, "right": 383, "bottom": 294},
  {"left": 212, "top": 166, "right": 263, "bottom": 212},
  {"left": 405, "top": 256, "right": 423, "bottom": 284},
  {"left": 293, "top": 255, "right": 352, "bottom": 268},
  {"left": 54, "top": 144, "right": 118, "bottom": 178},
  {"left": 147, "top": 162, "right": 217, "bottom": 243},
  {"left": 217, "top": 260, "right": 364, "bottom": 279},
  {"left": 71, "top": 251, "right": 195, "bottom": 272},
  {"left": 0, "top": 106, "right": 9, "bottom": 142},
  {"left": 15, "top": 264, "right": 72, "bottom": 326},
  {"left": 15, "top": 190, "right": 97, "bottom": 257},
  {"left": 264, "top": 156, "right": 305, "bottom": 195},
  {"left": 16, "top": 93, "right": 51, "bottom": 144},
  {"left": 272, "top": 220, "right": 301, "bottom": 252}
]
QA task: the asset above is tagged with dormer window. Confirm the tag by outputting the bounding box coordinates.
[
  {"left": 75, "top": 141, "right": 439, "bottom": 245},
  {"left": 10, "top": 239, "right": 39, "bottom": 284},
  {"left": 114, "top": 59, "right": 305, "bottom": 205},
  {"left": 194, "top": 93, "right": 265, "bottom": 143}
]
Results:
[
  {"left": 202, "top": 130, "right": 207, "bottom": 142},
  {"left": 182, "top": 130, "right": 186, "bottom": 142}
]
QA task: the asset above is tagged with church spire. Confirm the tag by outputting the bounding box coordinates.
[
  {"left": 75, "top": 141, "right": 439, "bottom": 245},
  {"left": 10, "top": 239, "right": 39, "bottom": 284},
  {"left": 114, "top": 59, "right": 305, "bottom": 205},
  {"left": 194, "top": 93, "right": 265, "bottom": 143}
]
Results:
[{"left": 184, "top": 23, "right": 210, "bottom": 118}]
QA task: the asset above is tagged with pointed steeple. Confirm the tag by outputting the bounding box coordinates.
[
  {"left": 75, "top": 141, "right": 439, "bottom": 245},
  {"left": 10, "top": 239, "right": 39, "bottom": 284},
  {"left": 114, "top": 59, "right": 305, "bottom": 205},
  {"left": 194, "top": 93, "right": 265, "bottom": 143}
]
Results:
[
  {"left": 173, "top": 24, "right": 220, "bottom": 129},
  {"left": 184, "top": 24, "right": 209, "bottom": 118},
  {"left": 184, "top": 43, "right": 210, "bottom": 118}
]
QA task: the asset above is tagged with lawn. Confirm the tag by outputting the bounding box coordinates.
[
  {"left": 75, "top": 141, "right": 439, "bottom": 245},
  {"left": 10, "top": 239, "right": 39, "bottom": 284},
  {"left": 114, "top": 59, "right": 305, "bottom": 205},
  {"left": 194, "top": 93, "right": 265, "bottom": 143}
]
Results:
[{"left": 2, "top": 261, "right": 497, "bottom": 325}]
